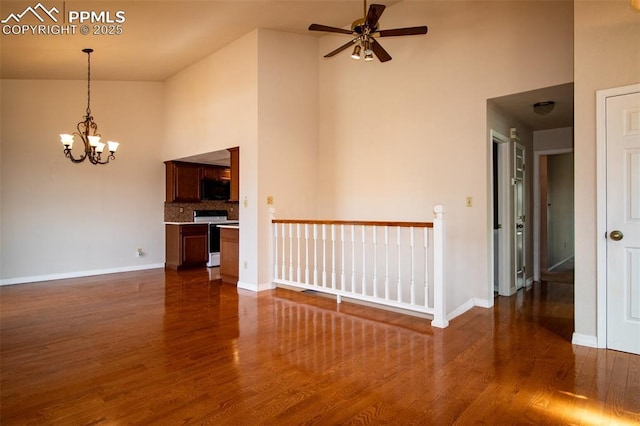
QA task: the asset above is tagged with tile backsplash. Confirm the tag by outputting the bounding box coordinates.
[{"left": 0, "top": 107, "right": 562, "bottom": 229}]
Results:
[{"left": 164, "top": 200, "right": 239, "bottom": 222}]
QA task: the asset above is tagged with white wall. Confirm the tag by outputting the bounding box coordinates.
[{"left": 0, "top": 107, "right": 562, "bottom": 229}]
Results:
[
  {"left": 574, "top": 1, "right": 640, "bottom": 340},
  {"left": 163, "top": 30, "right": 260, "bottom": 288},
  {"left": 257, "top": 29, "right": 319, "bottom": 288},
  {"left": 534, "top": 127, "right": 573, "bottom": 152},
  {"left": 0, "top": 80, "right": 164, "bottom": 283},
  {"left": 162, "top": 29, "right": 319, "bottom": 291},
  {"left": 317, "top": 1, "right": 573, "bottom": 313},
  {"left": 547, "top": 153, "right": 575, "bottom": 268}
]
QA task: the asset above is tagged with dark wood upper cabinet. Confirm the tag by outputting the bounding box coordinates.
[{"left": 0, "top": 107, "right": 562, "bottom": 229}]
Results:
[
  {"left": 165, "top": 153, "right": 236, "bottom": 203},
  {"left": 165, "top": 161, "right": 201, "bottom": 203},
  {"left": 228, "top": 147, "right": 239, "bottom": 202},
  {"left": 201, "top": 165, "right": 220, "bottom": 181}
]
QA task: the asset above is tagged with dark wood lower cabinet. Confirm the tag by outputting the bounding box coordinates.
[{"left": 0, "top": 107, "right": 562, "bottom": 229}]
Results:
[
  {"left": 165, "top": 224, "right": 208, "bottom": 270},
  {"left": 220, "top": 227, "right": 239, "bottom": 284}
]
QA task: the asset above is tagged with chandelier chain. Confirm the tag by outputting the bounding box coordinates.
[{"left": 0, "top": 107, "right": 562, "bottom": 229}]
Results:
[{"left": 86, "top": 50, "right": 91, "bottom": 117}]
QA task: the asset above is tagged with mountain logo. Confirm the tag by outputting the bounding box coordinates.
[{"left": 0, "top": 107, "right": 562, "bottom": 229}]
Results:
[{"left": 1, "top": 2, "right": 59, "bottom": 24}]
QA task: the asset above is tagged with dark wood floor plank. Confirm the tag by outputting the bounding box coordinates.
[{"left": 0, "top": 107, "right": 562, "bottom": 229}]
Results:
[{"left": 2, "top": 269, "right": 639, "bottom": 424}]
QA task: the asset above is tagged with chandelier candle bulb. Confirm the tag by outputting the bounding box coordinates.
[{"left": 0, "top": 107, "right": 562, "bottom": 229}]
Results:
[
  {"left": 107, "top": 141, "right": 119, "bottom": 153},
  {"left": 88, "top": 135, "right": 101, "bottom": 147},
  {"left": 60, "top": 134, "right": 74, "bottom": 148}
]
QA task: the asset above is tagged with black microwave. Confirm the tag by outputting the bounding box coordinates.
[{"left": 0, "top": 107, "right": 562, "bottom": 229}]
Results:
[{"left": 201, "top": 179, "right": 230, "bottom": 200}]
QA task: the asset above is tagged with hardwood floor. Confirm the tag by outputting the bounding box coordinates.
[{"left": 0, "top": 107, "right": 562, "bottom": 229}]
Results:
[{"left": 1, "top": 269, "right": 638, "bottom": 424}]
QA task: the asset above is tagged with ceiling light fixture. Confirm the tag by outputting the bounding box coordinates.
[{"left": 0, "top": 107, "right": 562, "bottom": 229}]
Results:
[
  {"left": 60, "top": 48, "right": 119, "bottom": 165},
  {"left": 351, "top": 44, "right": 362, "bottom": 60},
  {"left": 533, "top": 101, "right": 555, "bottom": 116}
]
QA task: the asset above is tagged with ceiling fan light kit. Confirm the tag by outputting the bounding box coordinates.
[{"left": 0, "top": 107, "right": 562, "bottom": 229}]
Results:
[{"left": 309, "top": 1, "right": 428, "bottom": 63}]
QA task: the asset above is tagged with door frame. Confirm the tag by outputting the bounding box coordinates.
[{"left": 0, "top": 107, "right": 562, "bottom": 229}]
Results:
[
  {"left": 596, "top": 83, "right": 640, "bottom": 348},
  {"left": 489, "top": 129, "right": 512, "bottom": 298}
]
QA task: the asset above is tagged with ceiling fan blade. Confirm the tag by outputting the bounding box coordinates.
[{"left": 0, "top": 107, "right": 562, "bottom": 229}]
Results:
[
  {"left": 378, "top": 26, "right": 428, "bottom": 37},
  {"left": 324, "top": 38, "right": 358, "bottom": 58},
  {"left": 309, "top": 24, "right": 353, "bottom": 35},
  {"left": 365, "top": 4, "right": 386, "bottom": 29},
  {"left": 370, "top": 38, "right": 392, "bottom": 62}
]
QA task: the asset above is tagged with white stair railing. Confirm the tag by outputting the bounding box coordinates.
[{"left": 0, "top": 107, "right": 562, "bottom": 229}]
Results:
[{"left": 270, "top": 205, "right": 447, "bottom": 328}]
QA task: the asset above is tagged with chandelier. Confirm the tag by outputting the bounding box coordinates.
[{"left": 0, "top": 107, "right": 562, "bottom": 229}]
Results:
[{"left": 59, "top": 48, "right": 119, "bottom": 164}]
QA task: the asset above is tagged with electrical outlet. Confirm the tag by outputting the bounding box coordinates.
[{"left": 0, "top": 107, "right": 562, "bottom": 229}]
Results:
[
  {"left": 243, "top": 261, "right": 248, "bottom": 269},
  {"left": 267, "top": 196, "right": 274, "bottom": 205},
  {"left": 243, "top": 196, "right": 248, "bottom": 208},
  {"left": 136, "top": 248, "right": 144, "bottom": 257},
  {"left": 466, "top": 196, "right": 473, "bottom": 207}
]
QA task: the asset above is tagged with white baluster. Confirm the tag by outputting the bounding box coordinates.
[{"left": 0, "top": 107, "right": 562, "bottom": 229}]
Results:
[
  {"left": 340, "top": 225, "right": 345, "bottom": 292},
  {"left": 351, "top": 224, "right": 356, "bottom": 293},
  {"left": 274, "top": 218, "right": 279, "bottom": 280},
  {"left": 432, "top": 204, "right": 448, "bottom": 328},
  {"left": 281, "top": 223, "right": 286, "bottom": 282},
  {"left": 331, "top": 225, "right": 336, "bottom": 290},
  {"left": 424, "top": 227, "right": 429, "bottom": 308},
  {"left": 361, "top": 225, "right": 366, "bottom": 295},
  {"left": 296, "top": 223, "right": 301, "bottom": 282},
  {"left": 373, "top": 227, "right": 378, "bottom": 298},
  {"left": 305, "top": 224, "right": 310, "bottom": 284},
  {"left": 313, "top": 224, "right": 318, "bottom": 287},
  {"left": 384, "top": 226, "right": 389, "bottom": 300},
  {"left": 397, "top": 227, "right": 402, "bottom": 303},
  {"left": 410, "top": 227, "right": 415, "bottom": 305},
  {"left": 322, "top": 224, "right": 327, "bottom": 288},
  {"left": 289, "top": 223, "right": 294, "bottom": 282}
]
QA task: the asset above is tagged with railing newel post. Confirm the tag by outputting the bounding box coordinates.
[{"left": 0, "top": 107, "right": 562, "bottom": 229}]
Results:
[{"left": 431, "top": 204, "right": 449, "bottom": 328}]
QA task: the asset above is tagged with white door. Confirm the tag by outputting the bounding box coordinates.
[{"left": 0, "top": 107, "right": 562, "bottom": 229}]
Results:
[
  {"left": 514, "top": 142, "right": 526, "bottom": 290},
  {"left": 606, "top": 91, "right": 640, "bottom": 355}
]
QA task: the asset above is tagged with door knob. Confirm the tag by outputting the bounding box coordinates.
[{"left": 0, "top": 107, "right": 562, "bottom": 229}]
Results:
[{"left": 610, "top": 230, "right": 623, "bottom": 241}]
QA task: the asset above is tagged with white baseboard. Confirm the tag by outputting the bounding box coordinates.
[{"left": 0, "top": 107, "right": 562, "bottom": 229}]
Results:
[
  {"left": 447, "top": 298, "right": 474, "bottom": 321},
  {"left": 548, "top": 255, "right": 575, "bottom": 272},
  {"left": 572, "top": 333, "right": 598, "bottom": 348},
  {"left": 0, "top": 263, "right": 165, "bottom": 286},
  {"left": 526, "top": 277, "right": 534, "bottom": 287},
  {"left": 473, "top": 298, "right": 493, "bottom": 308},
  {"left": 237, "top": 280, "right": 274, "bottom": 292}
]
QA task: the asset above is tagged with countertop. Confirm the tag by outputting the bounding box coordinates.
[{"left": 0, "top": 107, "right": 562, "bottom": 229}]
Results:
[{"left": 217, "top": 224, "right": 239, "bottom": 230}]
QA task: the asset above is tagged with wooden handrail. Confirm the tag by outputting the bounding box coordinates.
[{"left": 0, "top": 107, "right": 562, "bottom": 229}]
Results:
[{"left": 272, "top": 219, "right": 433, "bottom": 228}]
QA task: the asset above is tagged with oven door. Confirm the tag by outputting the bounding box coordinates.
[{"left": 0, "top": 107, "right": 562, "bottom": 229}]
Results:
[{"left": 209, "top": 223, "right": 221, "bottom": 254}]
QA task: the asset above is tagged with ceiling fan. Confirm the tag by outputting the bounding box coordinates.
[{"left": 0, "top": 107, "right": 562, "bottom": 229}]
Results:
[{"left": 308, "top": 1, "right": 428, "bottom": 62}]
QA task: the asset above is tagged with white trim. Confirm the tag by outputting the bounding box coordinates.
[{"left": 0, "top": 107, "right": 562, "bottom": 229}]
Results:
[
  {"left": 571, "top": 333, "right": 599, "bottom": 348},
  {"left": 596, "top": 83, "right": 640, "bottom": 349},
  {"left": 445, "top": 298, "right": 493, "bottom": 323},
  {"left": 526, "top": 277, "right": 534, "bottom": 287},
  {"left": 489, "top": 129, "right": 511, "bottom": 301},
  {"left": 473, "top": 297, "right": 493, "bottom": 309},
  {"left": 447, "top": 298, "right": 474, "bottom": 321},
  {"left": 0, "top": 263, "right": 165, "bottom": 286},
  {"left": 533, "top": 147, "right": 573, "bottom": 281},
  {"left": 237, "top": 280, "right": 274, "bottom": 292},
  {"left": 547, "top": 255, "right": 574, "bottom": 272}
]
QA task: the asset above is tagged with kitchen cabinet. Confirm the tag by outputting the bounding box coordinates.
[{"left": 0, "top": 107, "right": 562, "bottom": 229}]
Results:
[
  {"left": 165, "top": 161, "right": 201, "bottom": 203},
  {"left": 228, "top": 147, "right": 239, "bottom": 202},
  {"left": 166, "top": 161, "right": 232, "bottom": 203},
  {"left": 165, "top": 224, "right": 208, "bottom": 270},
  {"left": 220, "top": 226, "right": 239, "bottom": 284}
]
